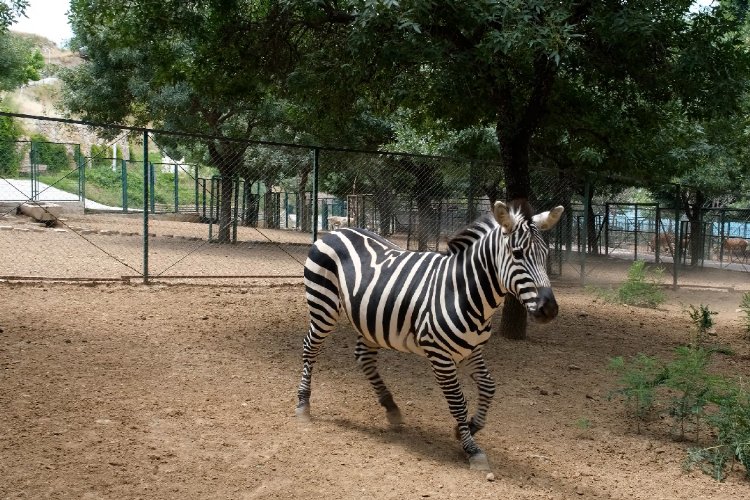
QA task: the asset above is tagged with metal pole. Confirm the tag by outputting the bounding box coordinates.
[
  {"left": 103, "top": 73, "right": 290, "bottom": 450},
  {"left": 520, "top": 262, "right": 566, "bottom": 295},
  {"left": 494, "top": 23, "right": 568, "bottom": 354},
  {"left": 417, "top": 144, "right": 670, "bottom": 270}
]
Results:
[
  {"left": 312, "top": 148, "right": 319, "bottom": 242},
  {"left": 634, "top": 203, "right": 639, "bottom": 261},
  {"left": 174, "top": 163, "right": 179, "bottom": 213},
  {"left": 581, "top": 178, "right": 589, "bottom": 286},
  {"left": 719, "top": 209, "right": 726, "bottom": 265},
  {"left": 604, "top": 203, "right": 609, "bottom": 256},
  {"left": 143, "top": 131, "right": 149, "bottom": 284},
  {"left": 232, "top": 177, "right": 240, "bottom": 243},
  {"left": 149, "top": 162, "right": 156, "bottom": 214},
  {"left": 673, "top": 185, "right": 679, "bottom": 289},
  {"left": 78, "top": 148, "right": 85, "bottom": 204},
  {"left": 194, "top": 165, "right": 200, "bottom": 214},
  {"left": 121, "top": 159, "right": 128, "bottom": 212},
  {"left": 655, "top": 205, "right": 661, "bottom": 264}
]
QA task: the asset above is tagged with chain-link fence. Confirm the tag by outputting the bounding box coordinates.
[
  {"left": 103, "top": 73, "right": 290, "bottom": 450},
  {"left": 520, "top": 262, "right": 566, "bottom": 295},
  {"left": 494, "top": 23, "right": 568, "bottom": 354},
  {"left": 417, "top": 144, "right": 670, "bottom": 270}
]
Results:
[{"left": 1, "top": 112, "right": 748, "bottom": 284}]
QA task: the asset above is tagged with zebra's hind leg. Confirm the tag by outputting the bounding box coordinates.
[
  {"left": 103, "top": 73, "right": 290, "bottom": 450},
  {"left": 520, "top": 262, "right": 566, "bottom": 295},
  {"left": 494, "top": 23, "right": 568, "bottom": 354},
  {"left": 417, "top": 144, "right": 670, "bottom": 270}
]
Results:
[
  {"left": 296, "top": 320, "right": 336, "bottom": 422},
  {"left": 461, "top": 348, "right": 496, "bottom": 436},
  {"left": 354, "top": 337, "right": 403, "bottom": 426},
  {"left": 426, "top": 349, "right": 490, "bottom": 471}
]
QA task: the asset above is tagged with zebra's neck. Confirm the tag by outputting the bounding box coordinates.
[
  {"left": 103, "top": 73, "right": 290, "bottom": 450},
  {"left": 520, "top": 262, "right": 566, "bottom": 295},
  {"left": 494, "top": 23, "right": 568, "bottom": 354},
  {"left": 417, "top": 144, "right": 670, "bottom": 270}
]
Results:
[{"left": 430, "top": 226, "right": 507, "bottom": 332}]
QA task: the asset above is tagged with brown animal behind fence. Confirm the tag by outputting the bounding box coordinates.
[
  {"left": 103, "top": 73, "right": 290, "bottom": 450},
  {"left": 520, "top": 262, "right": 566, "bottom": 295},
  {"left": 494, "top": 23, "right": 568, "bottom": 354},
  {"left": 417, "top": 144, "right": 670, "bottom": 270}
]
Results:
[{"left": 722, "top": 238, "right": 748, "bottom": 263}]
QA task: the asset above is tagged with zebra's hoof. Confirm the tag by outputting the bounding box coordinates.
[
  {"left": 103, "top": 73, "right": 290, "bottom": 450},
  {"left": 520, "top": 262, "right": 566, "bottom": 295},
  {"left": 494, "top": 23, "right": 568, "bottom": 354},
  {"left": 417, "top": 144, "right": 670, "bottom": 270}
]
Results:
[
  {"left": 386, "top": 408, "right": 404, "bottom": 426},
  {"left": 295, "top": 404, "right": 311, "bottom": 422},
  {"left": 469, "top": 452, "right": 491, "bottom": 471}
]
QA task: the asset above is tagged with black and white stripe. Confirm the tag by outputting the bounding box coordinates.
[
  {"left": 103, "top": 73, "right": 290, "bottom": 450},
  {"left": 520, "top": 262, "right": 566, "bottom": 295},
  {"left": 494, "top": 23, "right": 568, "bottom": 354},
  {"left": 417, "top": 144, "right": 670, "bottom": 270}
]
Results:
[{"left": 296, "top": 200, "right": 564, "bottom": 470}]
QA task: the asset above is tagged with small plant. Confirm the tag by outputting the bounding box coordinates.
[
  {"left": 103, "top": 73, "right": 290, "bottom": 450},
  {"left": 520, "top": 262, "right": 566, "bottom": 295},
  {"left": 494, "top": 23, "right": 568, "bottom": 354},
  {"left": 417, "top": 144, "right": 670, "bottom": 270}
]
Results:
[
  {"left": 616, "top": 260, "right": 666, "bottom": 307},
  {"left": 575, "top": 417, "right": 592, "bottom": 430},
  {"left": 664, "top": 346, "right": 716, "bottom": 441},
  {"left": 740, "top": 292, "right": 750, "bottom": 339},
  {"left": 611, "top": 347, "right": 750, "bottom": 481},
  {"left": 608, "top": 354, "right": 667, "bottom": 432},
  {"left": 685, "top": 380, "right": 750, "bottom": 481},
  {"left": 687, "top": 304, "right": 718, "bottom": 347}
]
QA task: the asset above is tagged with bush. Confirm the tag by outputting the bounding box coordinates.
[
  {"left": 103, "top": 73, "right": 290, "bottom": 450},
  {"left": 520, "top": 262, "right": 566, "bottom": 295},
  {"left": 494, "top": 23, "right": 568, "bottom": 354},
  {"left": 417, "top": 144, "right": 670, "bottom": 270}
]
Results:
[
  {"left": 686, "top": 382, "right": 750, "bottom": 481},
  {"left": 611, "top": 333, "right": 750, "bottom": 480},
  {"left": 608, "top": 354, "right": 667, "bottom": 432},
  {"left": 740, "top": 292, "right": 750, "bottom": 339},
  {"left": 665, "top": 346, "right": 717, "bottom": 440},
  {"left": 617, "top": 260, "right": 666, "bottom": 307},
  {"left": 687, "top": 304, "right": 718, "bottom": 347},
  {"left": 0, "top": 112, "right": 23, "bottom": 176},
  {"left": 30, "top": 134, "right": 71, "bottom": 173}
]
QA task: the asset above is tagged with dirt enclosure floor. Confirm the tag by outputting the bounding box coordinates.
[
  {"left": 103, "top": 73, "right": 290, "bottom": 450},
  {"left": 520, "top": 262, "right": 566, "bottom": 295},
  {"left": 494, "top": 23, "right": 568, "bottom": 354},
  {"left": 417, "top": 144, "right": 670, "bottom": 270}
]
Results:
[{"left": 2, "top": 254, "right": 750, "bottom": 498}]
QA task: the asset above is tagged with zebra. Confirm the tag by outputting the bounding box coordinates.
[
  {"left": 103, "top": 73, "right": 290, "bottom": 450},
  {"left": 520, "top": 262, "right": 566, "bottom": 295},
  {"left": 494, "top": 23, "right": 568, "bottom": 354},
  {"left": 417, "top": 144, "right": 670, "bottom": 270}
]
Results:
[{"left": 296, "top": 200, "right": 564, "bottom": 470}]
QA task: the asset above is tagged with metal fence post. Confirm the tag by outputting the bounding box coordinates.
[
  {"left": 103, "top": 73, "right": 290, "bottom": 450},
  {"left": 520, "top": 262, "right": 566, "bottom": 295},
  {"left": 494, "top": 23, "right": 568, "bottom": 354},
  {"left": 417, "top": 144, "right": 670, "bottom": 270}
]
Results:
[
  {"left": 604, "top": 203, "right": 610, "bottom": 256},
  {"left": 149, "top": 162, "right": 156, "bottom": 214},
  {"left": 673, "top": 184, "right": 679, "bottom": 289},
  {"left": 581, "top": 177, "right": 589, "bottom": 286},
  {"left": 174, "top": 163, "right": 179, "bottom": 213},
  {"left": 232, "top": 177, "right": 240, "bottom": 243},
  {"left": 143, "top": 131, "right": 149, "bottom": 284},
  {"left": 78, "top": 148, "right": 85, "bottom": 204},
  {"left": 121, "top": 159, "right": 128, "bottom": 212},
  {"left": 312, "top": 147, "right": 319, "bottom": 243}
]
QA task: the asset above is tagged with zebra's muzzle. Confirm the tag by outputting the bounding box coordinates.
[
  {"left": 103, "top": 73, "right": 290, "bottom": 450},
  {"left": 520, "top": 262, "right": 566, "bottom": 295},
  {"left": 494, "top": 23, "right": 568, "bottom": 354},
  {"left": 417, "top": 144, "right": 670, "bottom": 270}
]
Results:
[{"left": 531, "top": 287, "right": 558, "bottom": 323}]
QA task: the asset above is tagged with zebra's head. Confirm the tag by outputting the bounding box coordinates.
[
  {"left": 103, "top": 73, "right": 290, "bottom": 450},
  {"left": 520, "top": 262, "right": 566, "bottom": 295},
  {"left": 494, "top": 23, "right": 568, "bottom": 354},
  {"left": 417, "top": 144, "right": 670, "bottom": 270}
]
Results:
[{"left": 493, "top": 200, "right": 564, "bottom": 323}]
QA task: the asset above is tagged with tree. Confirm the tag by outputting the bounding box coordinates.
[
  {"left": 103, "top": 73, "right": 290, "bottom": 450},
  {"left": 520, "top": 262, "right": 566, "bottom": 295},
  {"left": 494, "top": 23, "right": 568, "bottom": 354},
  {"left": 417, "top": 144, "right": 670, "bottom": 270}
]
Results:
[
  {"left": 63, "top": 0, "right": 304, "bottom": 242},
  {"left": 0, "top": 32, "right": 43, "bottom": 90},
  {"left": 293, "top": 0, "right": 750, "bottom": 339},
  {"left": 0, "top": 0, "right": 26, "bottom": 31}
]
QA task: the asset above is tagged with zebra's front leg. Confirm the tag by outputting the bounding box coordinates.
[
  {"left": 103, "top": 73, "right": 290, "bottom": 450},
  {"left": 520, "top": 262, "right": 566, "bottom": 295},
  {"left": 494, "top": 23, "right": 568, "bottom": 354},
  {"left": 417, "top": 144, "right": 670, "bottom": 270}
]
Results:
[
  {"left": 461, "top": 347, "right": 496, "bottom": 436},
  {"left": 426, "top": 350, "right": 491, "bottom": 471},
  {"left": 354, "top": 337, "right": 403, "bottom": 426}
]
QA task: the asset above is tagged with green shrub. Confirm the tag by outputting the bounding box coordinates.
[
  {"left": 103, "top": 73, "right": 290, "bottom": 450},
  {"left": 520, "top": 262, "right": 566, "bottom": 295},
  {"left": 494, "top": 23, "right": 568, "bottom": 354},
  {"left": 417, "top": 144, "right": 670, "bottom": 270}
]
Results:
[
  {"left": 608, "top": 354, "right": 667, "bottom": 432},
  {"left": 686, "top": 381, "right": 750, "bottom": 481},
  {"left": 740, "top": 292, "right": 750, "bottom": 339},
  {"left": 0, "top": 113, "right": 23, "bottom": 176},
  {"left": 611, "top": 344, "right": 750, "bottom": 481},
  {"left": 617, "top": 260, "right": 666, "bottom": 307},
  {"left": 687, "top": 304, "right": 718, "bottom": 347},
  {"left": 665, "top": 346, "right": 718, "bottom": 440},
  {"left": 30, "top": 134, "right": 71, "bottom": 173}
]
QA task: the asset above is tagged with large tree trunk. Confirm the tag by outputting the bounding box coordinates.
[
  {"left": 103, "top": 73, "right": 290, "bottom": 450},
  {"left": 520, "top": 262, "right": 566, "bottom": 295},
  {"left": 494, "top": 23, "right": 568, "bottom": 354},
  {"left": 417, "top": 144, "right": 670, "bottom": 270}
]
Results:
[
  {"left": 683, "top": 189, "right": 705, "bottom": 267},
  {"left": 586, "top": 184, "right": 599, "bottom": 255},
  {"left": 208, "top": 140, "right": 247, "bottom": 243},
  {"left": 217, "top": 175, "right": 234, "bottom": 243},
  {"left": 497, "top": 130, "right": 533, "bottom": 340},
  {"left": 298, "top": 165, "right": 311, "bottom": 232}
]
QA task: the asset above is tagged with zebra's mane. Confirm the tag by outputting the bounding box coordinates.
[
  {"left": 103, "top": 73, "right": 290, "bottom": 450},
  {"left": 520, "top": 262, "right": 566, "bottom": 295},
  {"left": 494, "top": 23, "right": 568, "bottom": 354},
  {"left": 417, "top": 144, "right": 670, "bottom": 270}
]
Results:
[
  {"left": 445, "top": 214, "right": 498, "bottom": 254},
  {"left": 444, "top": 200, "right": 534, "bottom": 255}
]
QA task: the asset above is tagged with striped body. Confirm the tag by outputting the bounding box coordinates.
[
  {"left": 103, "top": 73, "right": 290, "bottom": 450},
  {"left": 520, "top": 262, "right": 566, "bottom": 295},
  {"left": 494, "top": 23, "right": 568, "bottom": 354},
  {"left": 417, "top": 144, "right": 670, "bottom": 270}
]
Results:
[{"left": 297, "top": 201, "right": 564, "bottom": 469}]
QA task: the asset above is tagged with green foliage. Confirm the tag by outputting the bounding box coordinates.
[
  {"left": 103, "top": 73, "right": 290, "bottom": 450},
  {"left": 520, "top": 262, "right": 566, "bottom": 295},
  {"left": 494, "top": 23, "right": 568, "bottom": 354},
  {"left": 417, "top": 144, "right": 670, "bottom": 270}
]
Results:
[
  {"left": 0, "top": 111, "right": 23, "bottom": 176},
  {"left": 574, "top": 417, "right": 592, "bottom": 431},
  {"left": 665, "top": 346, "right": 717, "bottom": 441},
  {"left": 608, "top": 354, "right": 667, "bottom": 432},
  {"left": 616, "top": 260, "right": 666, "bottom": 307},
  {"left": 686, "top": 304, "right": 718, "bottom": 347},
  {"left": 30, "top": 135, "right": 71, "bottom": 173},
  {"left": 0, "top": 31, "right": 43, "bottom": 90},
  {"left": 685, "top": 382, "right": 750, "bottom": 481},
  {"left": 740, "top": 293, "right": 750, "bottom": 338},
  {"left": 0, "top": 1, "right": 27, "bottom": 31},
  {"left": 611, "top": 345, "right": 750, "bottom": 481}
]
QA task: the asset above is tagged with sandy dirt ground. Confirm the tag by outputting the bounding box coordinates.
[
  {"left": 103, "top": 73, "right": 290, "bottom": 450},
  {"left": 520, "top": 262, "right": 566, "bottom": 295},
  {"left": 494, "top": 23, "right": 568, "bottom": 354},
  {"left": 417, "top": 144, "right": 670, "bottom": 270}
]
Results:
[{"left": 2, "top": 213, "right": 750, "bottom": 499}]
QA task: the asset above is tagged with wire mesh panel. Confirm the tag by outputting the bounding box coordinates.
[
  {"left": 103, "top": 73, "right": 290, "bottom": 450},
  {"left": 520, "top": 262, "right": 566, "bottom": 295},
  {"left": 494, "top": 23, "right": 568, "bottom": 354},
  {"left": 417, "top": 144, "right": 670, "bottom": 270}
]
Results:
[{"left": 1, "top": 113, "right": 748, "bottom": 283}]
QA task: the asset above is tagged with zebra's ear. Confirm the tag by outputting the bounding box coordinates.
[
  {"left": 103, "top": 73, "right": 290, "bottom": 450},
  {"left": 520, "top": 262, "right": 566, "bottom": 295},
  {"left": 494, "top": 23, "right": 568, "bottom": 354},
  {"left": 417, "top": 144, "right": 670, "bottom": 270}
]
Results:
[
  {"left": 533, "top": 206, "right": 565, "bottom": 231},
  {"left": 493, "top": 201, "right": 516, "bottom": 233}
]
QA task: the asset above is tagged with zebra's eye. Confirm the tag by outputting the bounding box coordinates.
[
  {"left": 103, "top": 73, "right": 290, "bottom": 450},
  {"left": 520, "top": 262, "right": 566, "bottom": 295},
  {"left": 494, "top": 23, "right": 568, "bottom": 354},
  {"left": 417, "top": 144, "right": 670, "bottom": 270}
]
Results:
[{"left": 512, "top": 249, "right": 524, "bottom": 260}]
